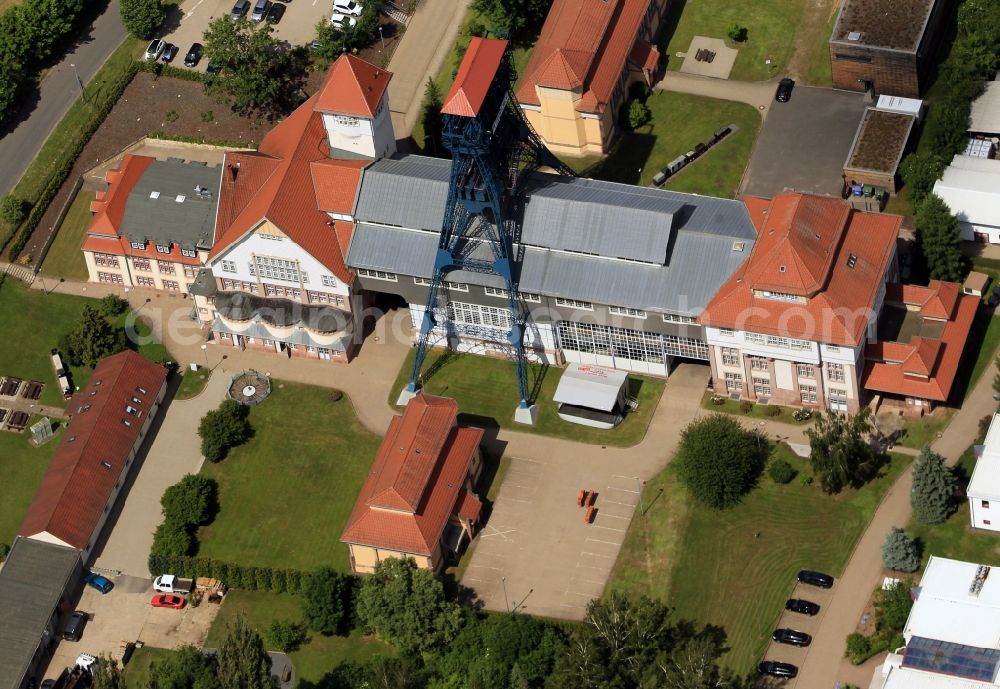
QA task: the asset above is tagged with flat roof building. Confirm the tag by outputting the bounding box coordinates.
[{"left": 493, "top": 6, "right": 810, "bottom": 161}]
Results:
[
  {"left": 969, "top": 79, "right": 1000, "bottom": 137},
  {"left": 933, "top": 155, "right": 1000, "bottom": 244},
  {"left": 843, "top": 108, "right": 916, "bottom": 194},
  {"left": 969, "top": 415, "right": 1000, "bottom": 532}
]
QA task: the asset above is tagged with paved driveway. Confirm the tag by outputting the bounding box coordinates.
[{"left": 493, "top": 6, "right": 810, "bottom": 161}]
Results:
[
  {"left": 91, "top": 373, "right": 228, "bottom": 576},
  {"left": 741, "top": 86, "right": 868, "bottom": 198},
  {"left": 461, "top": 364, "right": 710, "bottom": 620},
  {"left": 758, "top": 582, "right": 835, "bottom": 687}
]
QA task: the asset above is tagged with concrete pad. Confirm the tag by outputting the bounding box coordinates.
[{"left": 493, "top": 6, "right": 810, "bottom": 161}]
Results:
[
  {"left": 678, "top": 36, "right": 738, "bottom": 79},
  {"left": 742, "top": 86, "right": 868, "bottom": 198}
]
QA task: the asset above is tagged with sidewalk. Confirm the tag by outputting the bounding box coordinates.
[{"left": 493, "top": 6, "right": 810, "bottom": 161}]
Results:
[
  {"left": 655, "top": 71, "right": 776, "bottom": 115},
  {"left": 386, "top": 0, "right": 473, "bottom": 139}
]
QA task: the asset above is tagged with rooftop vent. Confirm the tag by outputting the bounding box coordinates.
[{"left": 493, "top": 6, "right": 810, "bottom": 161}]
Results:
[
  {"left": 847, "top": 31, "right": 862, "bottom": 41},
  {"left": 149, "top": 191, "right": 160, "bottom": 199},
  {"left": 779, "top": 265, "right": 786, "bottom": 273},
  {"left": 175, "top": 195, "right": 186, "bottom": 203},
  {"left": 101, "top": 461, "right": 113, "bottom": 470},
  {"left": 846, "top": 253, "right": 858, "bottom": 269},
  {"left": 732, "top": 241, "right": 745, "bottom": 252},
  {"left": 971, "top": 565, "right": 991, "bottom": 596}
]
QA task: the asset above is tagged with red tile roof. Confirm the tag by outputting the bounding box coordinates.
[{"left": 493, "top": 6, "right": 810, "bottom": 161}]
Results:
[
  {"left": 208, "top": 93, "right": 356, "bottom": 283},
  {"left": 341, "top": 394, "right": 484, "bottom": 557},
  {"left": 442, "top": 37, "right": 509, "bottom": 117},
  {"left": 19, "top": 351, "right": 167, "bottom": 551},
  {"left": 630, "top": 39, "right": 661, "bottom": 73},
  {"left": 88, "top": 155, "right": 155, "bottom": 235},
  {"left": 80, "top": 235, "right": 201, "bottom": 265},
  {"left": 314, "top": 54, "right": 392, "bottom": 118},
  {"left": 456, "top": 490, "right": 482, "bottom": 521},
  {"left": 310, "top": 159, "right": 368, "bottom": 214},
  {"left": 516, "top": 0, "right": 654, "bottom": 114},
  {"left": 699, "top": 192, "right": 901, "bottom": 346},
  {"left": 863, "top": 287, "right": 978, "bottom": 402},
  {"left": 886, "top": 281, "right": 959, "bottom": 320}
]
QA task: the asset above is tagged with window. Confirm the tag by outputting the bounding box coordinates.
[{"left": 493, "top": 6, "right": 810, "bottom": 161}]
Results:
[
  {"left": 156, "top": 244, "right": 170, "bottom": 254},
  {"left": 556, "top": 321, "right": 708, "bottom": 362},
  {"left": 721, "top": 348, "right": 739, "bottom": 366},
  {"left": 307, "top": 291, "right": 345, "bottom": 306},
  {"left": 788, "top": 338, "right": 811, "bottom": 351},
  {"left": 662, "top": 313, "right": 695, "bottom": 324},
  {"left": 263, "top": 283, "right": 301, "bottom": 299},
  {"left": 335, "top": 115, "right": 359, "bottom": 126},
  {"left": 78, "top": 404, "right": 92, "bottom": 413},
  {"left": 162, "top": 280, "right": 179, "bottom": 291},
  {"left": 321, "top": 275, "right": 338, "bottom": 288},
  {"left": 610, "top": 305, "right": 647, "bottom": 319},
  {"left": 444, "top": 281, "right": 469, "bottom": 292},
  {"left": 555, "top": 297, "right": 593, "bottom": 310},
  {"left": 828, "top": 363, "right": 845, "bottom": 383},
  {"left": 484, "top": 286, "right": 541, "bottom": 302},
  {"left": 133, "top": 257, "right": 151, "bottom": 272},
  {"left": 136, "top": 276, "right": 155, "bottom": 287},
  {"left": 251, "top": 255, "right": 307, "bottom": 283},
  {"left": 744, "top": 332, "right": 765, "bottom": 345},
  {"left": 101, "top": 461, "right": 113, "bottom": 470},
  {"left": 183, "top": 265, "right": 197, "bottom": 278},
  {"left": 834, "top": 53, "right": 872, "bottom": 63},
  {"left": 826, "top": 345, "right": 841, "bottom": 353},
  {"left": 181, "top": 248, "right": 197, "bottom": 258},
  {"left": 358, "top": 268, "right": 397, "bottom": 282},
  {"left": 124, "top": 405, "right": 141, "bottom": 417},
  {"left": 158, "top": 261, "right": 176, "bottom": 274},
  {"left": 724, "top": 372, "right": 742, "bottom": 391},
  {"left": 94, "top": 253, "right": 120, "bottom": 267},
  {"left": 447, "top": 301, "right": 513, "bottom": 330},
  {"left": 719, "top": 328, "right": 735, "bottom": 337},
  {"left": 757, "top": 290, "right": 804, "bottom": 302},
  {"left": 413, "top": 277, "right": 433, "bottom": 286},
  {"left": 797, "top": 365, "right": 814, "bottom": 378},
  {"left": 221, "top": 260, "right": 237, "bottom": 273},
  {"left": 985, "top": 520, "right": 992, "bottom": 525},
  {"left": 136, "top": 386, "right": 148, "bottom": 395},
  {"left": 122, "top": 419, "right": 131, "bottom": 428},
  {"left": 97, "top": 271, "right": 123, "bottom": 284},
  {"left": 131, "top": 397, "right": 142, "bottom": 405},
  {"left": 753, "top": 377, "right": 771, "bottom": 396},
  {"left": 130, "top": 240, "right": 145, "bottom": 250},
  {"left": 983, "top": 501, "right": 991, "bottom": 509},
  {"left": 800, "top": 385, "right": 817, "bottom": 403},
  {"left": 750, "top": 357, "right": 769, "bottom": 371}
]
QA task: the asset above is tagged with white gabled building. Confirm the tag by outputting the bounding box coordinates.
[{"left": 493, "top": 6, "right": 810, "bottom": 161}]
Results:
[
  {"left": 933, "top": 155, "right": 1000, "bottom": 244},
  {"left": 969, "top": 414, "right": 1000, "bottom": 532}
]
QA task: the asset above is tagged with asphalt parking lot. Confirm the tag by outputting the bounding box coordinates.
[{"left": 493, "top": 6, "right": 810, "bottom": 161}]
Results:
[
  {"left": 742, "top": 86, "right": 868, "bottom": 199},
  {"left": 44, "top": 575, "right": 222, "bottom": 678},
  {"left": 156, "top": 0, "right": 332, "bottom": 72},
  {"left": 758, "top": 582, "right": 835, "bottom": 688}
]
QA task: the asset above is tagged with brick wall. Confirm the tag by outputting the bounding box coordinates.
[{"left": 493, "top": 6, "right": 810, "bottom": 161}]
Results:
[
  {"left": 830, "top": 44, "right": 921, "bottom": 97},
  {"left": 843, "top": 167, "right": 898, "bottom": 193}
]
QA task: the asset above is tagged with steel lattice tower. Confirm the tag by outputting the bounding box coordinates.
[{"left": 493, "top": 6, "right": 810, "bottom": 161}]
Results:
[{"left": 398, "top": 36, "right": 574, "bottom": 423}]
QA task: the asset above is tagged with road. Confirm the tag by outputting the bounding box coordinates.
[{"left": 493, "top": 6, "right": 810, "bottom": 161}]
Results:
[{"left": 0, "top": 0, "right": 127, "bottom": 196}]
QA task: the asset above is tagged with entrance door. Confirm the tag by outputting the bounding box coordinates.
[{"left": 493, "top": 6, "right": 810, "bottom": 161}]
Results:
[
  {"left": 318, "top": 348, "right": 331, "bottom": 360},
  {"left": 976, "top": 232, "right": 990, "bottom": 244}
]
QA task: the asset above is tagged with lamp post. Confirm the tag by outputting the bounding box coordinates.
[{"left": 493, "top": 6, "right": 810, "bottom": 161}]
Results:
[
  {"left": 638, "top": 167, "right": 643, "bottom": 186},
  {"left": 378, "top": 24, "right": 385, "bottom": 52},
  {"left": 201, "top": 344, "right": 209, "bottom": 369},
  {"left": 501, "top": 576, "right": 509, "bottom": 613},
  {"left": 70, "top": 63, "right": 85, "bottom": 99},
  {"left": 636, "top": 476, "right": 645, "bottom": 516}
]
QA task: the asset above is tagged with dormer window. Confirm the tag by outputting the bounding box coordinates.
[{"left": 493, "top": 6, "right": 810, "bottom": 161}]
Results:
[
  {"left": 156, "top": 244, "right": 171, "bottom": 254},
  {"left": 136, "top": 386, "right": 147, "bottom": 395},
  {"left": 125, "top": 405, "right": 141, "bottom": 417},
  {"left": 335, "top": 115, "right": 359, "bottom": 127},
  {"left": 101, "top": 461, "right": 113, "bottom": 470},
  {"left": 181, "top": 249, "right": 196, "bottom": 258},
  {"left": 78, "top": 404, "right": 92, "bottom": 413},
  {"left": 130, "top": 240, "right": 145, "bottom": 250}
]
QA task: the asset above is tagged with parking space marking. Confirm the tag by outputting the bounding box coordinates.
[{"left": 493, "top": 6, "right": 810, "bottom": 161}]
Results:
[
  {"left": 480, "top": 525, "right": 518, "bottom": 540},
  {"left": 466, "top": 563, "right": 503, "bottom": 571},
  {"left": 183, "top": 0, "right": 207, "bottom": 18},
  {"left": 573, "top": 577, "right": 608, "bottom": 586},
  {"left": 500, "top": 497, "right": 534, "bottom": 504},
  {"left": 564, "top": 589, "right": 601, "bottom": 598},
  {"left": 601, "top": 499, "right": 638, "bottom": 507},
  {"left": 559, "top": 602, "right": 589, "bottom": 610},
  {"left": 575, "top": 563, "right": 612, "bottom": 572},
  {"left": 585, "top": 537, "right": 621, "bottom": 546},
  {"left": 581, "top": 550, "right": 617, "bottom": 559},
  {"left": 592, "top": 524, "right": 627, "bottom": 533},
  {"left": 597, "top": 512, "right": 630, "bottom": 520}
]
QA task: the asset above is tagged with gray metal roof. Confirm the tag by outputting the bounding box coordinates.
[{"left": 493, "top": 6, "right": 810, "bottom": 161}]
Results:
[
  {"left": 0, "top": 538, "right": 80, "bottom": 689},
  {"left": 349, "top": 155, "right": 756, "bottom": 314},
  {"left": 120, "top": 158, "right": 223, "bottom": 251}
]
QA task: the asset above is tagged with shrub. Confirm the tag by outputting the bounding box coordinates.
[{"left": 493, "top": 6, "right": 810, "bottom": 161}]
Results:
[
  {"left": 768, "top": 458, "right": 797, "bottom": 484},
  {"left": 120, "top": 0, "right": 166, "bottom": 39},
  {"left": 201, "top": 110, "right": 214, "bottom": 122},
  {"left": 99, "top": 294, "right": 130, "bottom": 316},
  {"left": 793, "top": 408, "right": 813, "bottom": 422},
  {"left": 911, "top": 447, "right": 957, "bottom": 524},
  {"left": 160, "top": 474, "right": 218, "bottom": 527},
  {"left": 710, "top": 394, "right": 725, "bottom": 405},
  {"left": 266, "top": 620, "right": 308, "bottom": 652},
  {"left": 301, "top": 568, "right": 353, "bottom": 635},
  {"left": 0, "top": 195, "right": 26, "bottom": 224},
  {"left": 764, "top": 405, "right": 782, "bottom": 417},
  {"left": 676, "top": 415, "right": 769, "bottom": 508},
  {"left": 255, "top": 567, "right": 272, "bottom": 591},
  {"left": 727, "top": 24, "right": 747, "bottom": 42},
  {"left": 198, "top": 399, "right": 252, "bottom": 462},
  {"left": 151, "top": 521, "right": 193, "bottom": 557},
  {"left": 165, "top": 110, "right": 179, "bottom": 123},
  {"left": 627, "top": 99, "right": 651, "bottom": 130},
  {"left": 845, "top": 633, "right": 873, "bottom": 664},
  {"left": 286, "top": 569, "right": 302, "bottom": 594},
  {"left": 881, "top": 527, "right": 920, "bottom": 572},
  {"left": 739, "top": 401, "right": 753, "bottom": 414},
  {"left": 270, "top": 569, "right": 286, "bottom": 594}
]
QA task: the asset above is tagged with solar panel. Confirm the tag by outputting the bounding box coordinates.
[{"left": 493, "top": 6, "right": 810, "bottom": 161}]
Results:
[{"left": 903, "top": 636, "right": 1000, "bottom": 682}]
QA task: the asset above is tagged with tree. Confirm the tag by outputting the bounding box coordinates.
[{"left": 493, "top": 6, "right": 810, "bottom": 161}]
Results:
[
  {"left": 149, "top": 645, "right": 221, "bottom": 689},
  {"left": 91, "top": 656, "right": 126, "bottom": 689},
  {"left": 421, "top": 78, "right": 445, "bottom": 158},
  {"left": 198, "top": 399, "right": 252, "bottom": 462},
  {"left": 806, "top": 408, "right": 878, "bottom": 493},
  {"left": 0, "top": 194, "right": 26, "bottom": 224},
  {"left": 727, "top": 24, "right": 747, "bottom": 42},
  {"left": 265, "top": 620, "right": 308, "bottom": 652},
  {"left": 100, "top": 294, "right": 130, "bottom": 317},
  {"left": 911, "top": 447, "right": 957, "bottom": 524},
  {"left": 627, "top": 99, "right": 650, "bottom": 130},
  {"left": 120, "top": 0, "right": 166, "bottom": 39},
  {"left": 881, "top": 526, "right": 920, "bottom": 572},
  {"left": 300, "top": 567, "right": 352, "bottom": 635},
  {"left": 768, "top": 458, "right": 797, "bottom": 484},
  {"left": 470, "top": 0, "right": 552, "bottom": 34},
  {"left": 898, "top": 152, "right": 945, "bottom": 203},
  {"left": 202, "top": 16, "right": 301, "bottom": 115},
  {"left": 161, "top": 474, "right": 218, "bottom": 527},
  {"left": 356, "top": 557, "right": 464, "bottom": 652},
  {"left": 875, "top": 580, "right": 913, "bottom": 633},
  {"left": 675, "top": 415, "right": 768, "bottom": 508},
  {"left": 217, "top": 614, "right": 276, "bottom": 689},
  {"left": 151, "top": 520, "right": 193, "bottom": 557},
  {"left": 66, "top": 305, "right": 127, "bottom": 368},
  {"left": 916, "top": 194, "right": 964, "bottom": 282},
  {"left": 654, "top": 636, "right": 728, "bottom": 689}
]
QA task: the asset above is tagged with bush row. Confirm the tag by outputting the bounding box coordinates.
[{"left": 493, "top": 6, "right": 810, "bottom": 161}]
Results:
[
  {"left": 146, "top": 552, "right": 319, "bottom": 595},
  {"left": 137, "top": 60, "right": 208, "bottom": 83},
  {"left": 4, "top": 58, "right": 141, "bottom": 260},
  {"left": 149, "top": 131, "right": 259, "bottom": 150}
]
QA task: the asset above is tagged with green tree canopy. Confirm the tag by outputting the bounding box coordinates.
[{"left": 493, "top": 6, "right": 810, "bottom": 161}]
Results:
[
  {"left": 217, "top": 614, "right": 275, "bottom": 689},
  {"left": 899, "top": 152, "right": 945, "bottom": 204},
  {"left": 91, "top": 656, "right": 126, "bottom": 689},
  {"left": 420, "top": 78, "right": 445, "bottom": 158},
  {"left": 161, "top": 474, "right": 218, "bottom": 527},
  {"left": 470, "top": 0, "right": 552, "bottom": 34},
  {"left": 911, "top": 447, "right": 957, "bottom": 524},
  {"left": 120, "top": 0, "right": 166, "bottom": 39},
  {"left": 675, "top": 415, "right": 768, "bottom": 508},
  {"left": 356, "top": 557, "right": 464, "bottom": 653},
  {"left": 916, "top": 194, "right": 964, "bottom": 282},
  {"left": 198, "top": 399, "right": 252, "bottom": 462},
  {"left": 806, "top": 408, "right": 878, "bottom": 493},
  {"left": 875, "top": 580, "right": 914, "bottom": 633},
  {"left": 881, "top": 526, "right": 920, "bottom": 572},
  {"left": 149, "top": 646, "right": 221, "bottom": 689},
  {"left": 66, "top": 305, "right": 127, "bottom": 368},
  {"left": 300, "top": 567, "right": 352, "bottom": 635}
]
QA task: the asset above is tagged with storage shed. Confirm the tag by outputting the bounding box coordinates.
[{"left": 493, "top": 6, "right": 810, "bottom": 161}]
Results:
[{"left": 552, "top": 363, "right": 630, "bottom": 429}]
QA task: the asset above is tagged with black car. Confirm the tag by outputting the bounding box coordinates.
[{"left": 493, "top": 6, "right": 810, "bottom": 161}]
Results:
[
  {"left": 772, "top": 628, "right": 812, "bottom": 647},
  {"left": 266, "top": 2, "right": 285, "bottom": 22},
  {"left": 797, "top": 569, "right": 834, "bottom": 588},
  {"left": 785, "top": 598, "right": 820, "bottom": 616},
  {"left": 184, "top": 43, "right": 202, "bottom": 67},
  {"left": 62, "top": 610, "right": 87, "bottom": 641},
  {"left": 775, "top": 77, "right": 795, "bottom": 102},
  {"left": 161, "top": 43, "right": 178, "bottom": 63},
  {"left": 758, "top": 661, "right": 797, "bottom": 678}
]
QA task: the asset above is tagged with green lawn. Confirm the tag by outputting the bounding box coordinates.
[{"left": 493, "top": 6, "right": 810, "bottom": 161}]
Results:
[
  {"left": 205, "top": 590, "right": 392, "bottom": 683},
  {"left": 195, "top": 382, "right": 382, "bottom": 572},
  {"left": 0, "top": 416, "right": 63, "bottom": 548},
  {"left": 609, "top": 444, "right": 913, "bottom": 673},
  {"left": 659, "top": 0, "right": 806, "bottom": 81},
  {"left": 175, "top": 368, "right": 212, "bottom": 400},
  {"left": 40, "top": 190, "right": 94, "bottom": 280},
  {"left": 566, "top": 92, "right": 760, "bottom": 199},
  {"left": 388, "top": 349, "right": 665, "bottom": 448},
  {"left": 700, "top": 390, "right": 814, "bottom": 426},
  {"left": 956, "top": 310, "right": 1000, "bottom": 403},
  {"left": 123, "top": 647, "right": 176, "bottom": 689},
  {"left": 895, "top": 410, "right": 953, "bottom": 450},
  {"left": 801, "top": 9, "right": 837, "bottom": 86}
]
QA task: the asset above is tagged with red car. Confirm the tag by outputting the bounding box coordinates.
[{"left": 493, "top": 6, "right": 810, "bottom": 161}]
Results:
[{"left": 151, "top": 594, "right": 186, "bottom": 609}]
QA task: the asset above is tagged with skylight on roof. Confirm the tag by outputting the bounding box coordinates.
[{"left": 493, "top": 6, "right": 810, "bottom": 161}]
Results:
[
  {"left": 902, "top": 637, "right": 1000, "bottom": 682},
  {"left": 847, "top": 253, "right": 858, "bottom": 269},
  {"left": 175, "top": 195, "right": 186, "bottom": 203},
  {"left": 150, "top": 191, "right": 160, "bottom": 199}
]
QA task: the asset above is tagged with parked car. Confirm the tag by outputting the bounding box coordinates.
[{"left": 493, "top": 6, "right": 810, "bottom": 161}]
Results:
[
  {"left": 184, "top": 43, "right": 202, "bottom": 67},
  {"left": 62, "top": 611, "right": 87, "bottom": 641},
  {"left": 151, "top": 594, "right": 186, "bottom": 609},
  {"left": 797, "top": 570, "right": 834, "bottom": 588},
  {"left": 144, "top": 39, "right": 166, "bottom": 61},
  {"left": 266, "top": 2, "right": 285, "bottom": 22},
  {"left": 332, "top": 0, "right": 363, "bottom": 15},
  {"left": 83, "top": 572, "right": 113, "bottom": 594},
  {"left": 250, "top": 0, "right": 270, "bottom": 21},
  {"left": 75, "top": 655, "right": 97, "bottom": 673},
  {"left": 785, "top": 598, "right": 820, "bottom": 616},
  {"left": 161, "top": 43, "right": 178, "bottom": 63},
  {"left": 772, "top": 628, "right": 812, "bottom": 647},
  {"left": 758, "top": 661, "right": 797, "bottom": 678},
  {"left": 775, "top": 77, "right": 795, "bottom": 102},
  {"left": 330, "top": 12, "right": 357, "bottom": 29},
  {"left": 153, "top": 574, "right": 194, "bottom": 594},
  {"left": 230, "top": 0, "right": 250, "bottom": 18}
]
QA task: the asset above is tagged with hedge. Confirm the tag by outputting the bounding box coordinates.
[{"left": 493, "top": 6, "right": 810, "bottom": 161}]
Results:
[
  {"left": 137, "top": 60, "right": 208, "bottom": 83},
  {"left": 146, "top": 552, "right": 325, "bottom": 594},
  {"left": 149, "top": 131, "right": 260, "bottom": 150}
]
